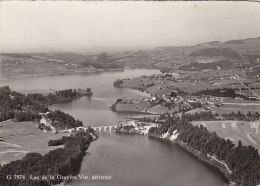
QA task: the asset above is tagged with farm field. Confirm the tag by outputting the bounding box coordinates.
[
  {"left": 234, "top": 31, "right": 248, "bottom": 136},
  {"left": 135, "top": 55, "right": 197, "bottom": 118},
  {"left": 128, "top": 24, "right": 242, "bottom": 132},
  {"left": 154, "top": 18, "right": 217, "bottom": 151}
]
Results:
[
  {"left": 118, "top": 73, "right": 260, "bottom": 95},
  {"left": 192, "top": 120, "right": 260, "bottom": 152},
  {"left": 148, "top": 104, "right": 179, "bottom": 114},
  {"left": 212, "top": 102, "right": 260, "bottom": 115},
  {"left": 115, "top": 100, "right": 150, "bottom": 113},
  {"left": 0, "top": 120, "right": 69, "bottom": 165},
  {"left": 235, "top": 89, "right": 260, "bottom": 97}
]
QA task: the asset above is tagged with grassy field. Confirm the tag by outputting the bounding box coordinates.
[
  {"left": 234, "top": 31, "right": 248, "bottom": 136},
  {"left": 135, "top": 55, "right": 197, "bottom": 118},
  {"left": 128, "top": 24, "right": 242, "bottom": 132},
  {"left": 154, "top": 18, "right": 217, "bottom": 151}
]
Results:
[
  {"left": 116, "top": 100, "right": 150, "bottom": 113},
  {"left": 191, "top": 120, "right": 260, "bottom": 152},
  {"left": 115, "top": 100, "right": 179, "bottom": 114},
  {"left": 212, "top": 102, "right": 260, "bottom": 115},
  {"left": 235, "top": 89, "right": 260, "bottom": 97},
  {"left": 119, "top": 71, "right": 259, "bottom": 95},
  {"left": 0, "top": 120, "right": 69, "bottom": 165}
]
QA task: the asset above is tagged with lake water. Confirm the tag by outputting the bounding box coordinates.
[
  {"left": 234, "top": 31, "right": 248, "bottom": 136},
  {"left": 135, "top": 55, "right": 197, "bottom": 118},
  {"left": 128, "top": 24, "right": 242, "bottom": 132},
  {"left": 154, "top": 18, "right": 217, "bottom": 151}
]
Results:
[
  {"left": 1, "top": 69, "right": 228, "bottom": 186},
  {"left": 2, "top": 69, "right": 158, "bottom": 125},
  {"left": 71, "top": 133, "right": 228, "bottom": 186}
]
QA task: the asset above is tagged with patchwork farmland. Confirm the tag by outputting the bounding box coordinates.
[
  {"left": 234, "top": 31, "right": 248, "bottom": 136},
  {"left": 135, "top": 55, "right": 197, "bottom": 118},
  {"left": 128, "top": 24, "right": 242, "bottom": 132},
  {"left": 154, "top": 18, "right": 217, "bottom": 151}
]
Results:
[{"left": 192, "top": 120, "right": 260, "bottom": 152}]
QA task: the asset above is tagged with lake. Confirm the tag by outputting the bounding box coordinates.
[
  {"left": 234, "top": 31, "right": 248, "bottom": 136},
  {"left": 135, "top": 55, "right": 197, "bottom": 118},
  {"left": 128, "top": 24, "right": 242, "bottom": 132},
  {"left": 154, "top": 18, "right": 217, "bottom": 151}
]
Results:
[{"left": 1, "top": 69, "right": 228, "bottom": 186}]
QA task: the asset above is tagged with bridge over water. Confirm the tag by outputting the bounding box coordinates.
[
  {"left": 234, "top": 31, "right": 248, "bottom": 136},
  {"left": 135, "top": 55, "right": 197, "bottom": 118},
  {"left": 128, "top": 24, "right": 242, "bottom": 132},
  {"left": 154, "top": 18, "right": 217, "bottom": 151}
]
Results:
[{"left": 91, "top": 125, "right": 117, "bottom": 133}]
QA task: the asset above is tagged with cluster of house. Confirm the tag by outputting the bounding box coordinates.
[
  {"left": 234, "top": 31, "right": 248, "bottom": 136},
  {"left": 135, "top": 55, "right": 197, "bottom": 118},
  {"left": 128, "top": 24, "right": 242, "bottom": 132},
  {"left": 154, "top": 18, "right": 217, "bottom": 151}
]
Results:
[
  {"left": 149, "top": 94, "right": 224, "bottom": 110},
  {"left": 38, "top": 115, "right": 57, "bottom": 133},
  {"left": 38, "top": 115, "right": 89, "bottom": 134},
  {"left": 116, "top": 92, "right": 225, "bottom": 113},
  {"left": 118, "top": 98, "right": 149, "bottom": 105},
  {"left": 147, "top": 73, "right": 176, "bottom": 81},
  {"left": 116, "top": 120, "right": 160, "bottom": 135}
]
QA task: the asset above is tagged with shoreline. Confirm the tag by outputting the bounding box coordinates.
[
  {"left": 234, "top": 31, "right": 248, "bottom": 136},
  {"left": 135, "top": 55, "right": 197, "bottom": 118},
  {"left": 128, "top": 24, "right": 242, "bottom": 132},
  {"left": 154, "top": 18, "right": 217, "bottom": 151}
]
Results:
[
  {"left": 0, "top": 68, "right": 124, "bottom": 81},
  {"left": 115, "top": 127, "right": 234, "bottom": 185},
  {"left": 174, "top": 139, "right": 231, "bottom": 182},
  {"left": 148, "top": 134, "right": 232, "bottom": 184},
  {"left": 116, "top": 110, "right": 156, "bottom": 115}
]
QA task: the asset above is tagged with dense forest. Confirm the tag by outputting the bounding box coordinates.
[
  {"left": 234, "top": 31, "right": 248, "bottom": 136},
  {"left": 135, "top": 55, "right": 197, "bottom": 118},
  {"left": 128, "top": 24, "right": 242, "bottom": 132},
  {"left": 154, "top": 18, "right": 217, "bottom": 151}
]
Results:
[
  {"left": 46, "top": 110, "right": 83, "bottom": 130},
  {"left": 0, "top": 86, "right": 47, "bottom": 122},
  {"left": 0, "top": 86, "right": 90, "bottom": 129},
  {"left": 222, "top": 111, "right": 260, "bottom": 121},
  {"left": 193, "top": 88, "right": 248, "bottom": 100},
  {"left": 27, "top": 88, "right": 93, "bottom": 105},
  {"left": 0, "top": 130, "right": 93, "bottom": 186},
  {"left": 148, "top": 115, "right": 260, "bottom": 186},
  {"left": 180, "top": 111, "right": 260, "bottom": 122},
  {"left": 181, "top": 111, "right": 218, "bottom": 121}
]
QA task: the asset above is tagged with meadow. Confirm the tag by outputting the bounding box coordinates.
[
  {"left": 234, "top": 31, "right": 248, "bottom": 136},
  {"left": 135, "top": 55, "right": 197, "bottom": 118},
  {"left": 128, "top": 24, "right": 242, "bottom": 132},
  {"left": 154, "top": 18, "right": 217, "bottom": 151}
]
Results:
[
  {"left": 191, "top": 120, "right": 260, "bottom": 151},
  {"left": 0, "top": 120, "right": 69, "bottom": 165}
]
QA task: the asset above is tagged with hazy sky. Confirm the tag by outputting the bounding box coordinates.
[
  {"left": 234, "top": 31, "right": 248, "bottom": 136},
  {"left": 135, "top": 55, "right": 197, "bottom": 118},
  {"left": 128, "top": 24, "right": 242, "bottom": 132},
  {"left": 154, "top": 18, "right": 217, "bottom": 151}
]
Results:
[{"left": 0, "top": 1, "right": 259, "bottom": 52}]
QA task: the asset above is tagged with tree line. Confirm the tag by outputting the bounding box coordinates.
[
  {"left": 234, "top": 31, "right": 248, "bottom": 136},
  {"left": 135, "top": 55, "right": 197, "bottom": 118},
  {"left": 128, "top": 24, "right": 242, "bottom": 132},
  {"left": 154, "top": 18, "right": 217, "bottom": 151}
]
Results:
[
  {"left": 0, "top": 130, "right": 93, "bottom": 186},
  {"left": 148, "top": 114, "right": 260, "bottom": 186},
  {"left": 159, "top": 111, "right": 260, "bottom": 122},
  {"left": 193, "top": 88, "right": 249, "bottom": 100},
  {"left": 27, "top": 88, "right": 92, "bottom": 105},
  {"left": 0, "top": 86, "right": 47, "bottom": 122},
  {"left": 223, "top": 111, "right": 260, "bottom": 121},
  {"left": 0, "top": 86, "right": 88, "bottom": 129},
  {"left": 46, "top": 110, "right": 83, "bottom": 130}
]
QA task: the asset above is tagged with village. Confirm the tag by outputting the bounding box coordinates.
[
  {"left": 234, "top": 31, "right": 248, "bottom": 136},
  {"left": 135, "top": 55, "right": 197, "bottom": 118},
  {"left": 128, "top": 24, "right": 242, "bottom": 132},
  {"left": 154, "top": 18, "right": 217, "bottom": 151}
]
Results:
[{"left": 111, "top": 85, "right": 254, "bottom": 115}]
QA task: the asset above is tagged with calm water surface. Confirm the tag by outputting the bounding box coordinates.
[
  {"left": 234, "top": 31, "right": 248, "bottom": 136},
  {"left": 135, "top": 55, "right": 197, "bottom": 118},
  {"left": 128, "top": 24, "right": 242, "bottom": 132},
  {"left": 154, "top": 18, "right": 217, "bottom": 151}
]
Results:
[
  {"left": 2, "top": 69, "right": 159, "bottom": 125},
  {"left": 71, "top": 133, "right": 228, "bottom": 186},
  {"left": 1, "top": 70, "right": 228, "bottom": 186}
]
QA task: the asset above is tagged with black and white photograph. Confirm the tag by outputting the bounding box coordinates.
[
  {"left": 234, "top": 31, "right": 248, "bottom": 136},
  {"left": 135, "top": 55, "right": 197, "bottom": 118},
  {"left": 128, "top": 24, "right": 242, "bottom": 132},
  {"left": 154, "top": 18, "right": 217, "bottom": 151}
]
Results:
[{"left": 0, "top": 1, "right": 259, "bottom": 186}]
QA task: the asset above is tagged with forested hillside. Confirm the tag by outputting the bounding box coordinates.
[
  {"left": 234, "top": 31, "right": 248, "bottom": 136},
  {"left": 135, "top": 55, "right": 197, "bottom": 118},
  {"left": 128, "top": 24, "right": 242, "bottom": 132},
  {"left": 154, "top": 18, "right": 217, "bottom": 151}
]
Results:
[
  {"left": 148, "top": 115, "right": 260, "bottom": 186},
  {"left": 0, "top": 86, "right": 88, "bottom": 129}
]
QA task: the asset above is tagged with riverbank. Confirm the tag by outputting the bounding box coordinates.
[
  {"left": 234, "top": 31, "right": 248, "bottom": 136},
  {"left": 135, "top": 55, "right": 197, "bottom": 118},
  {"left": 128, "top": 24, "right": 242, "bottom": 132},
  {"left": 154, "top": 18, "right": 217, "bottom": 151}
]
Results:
[
  {"left": 149, "top": 134, "right": 233, "bottom": 183},
  {"left": 0, "top": 86, "right": 100, "bottom": 185},
  {"left": 170, "top": 138, "right": 231, "bottom": 181},
  {"left": 116, "top": 116, "right": 260, "bottom": 185},
  {"left": 114, "top": 120, "right": 235, "bottom": 185}
]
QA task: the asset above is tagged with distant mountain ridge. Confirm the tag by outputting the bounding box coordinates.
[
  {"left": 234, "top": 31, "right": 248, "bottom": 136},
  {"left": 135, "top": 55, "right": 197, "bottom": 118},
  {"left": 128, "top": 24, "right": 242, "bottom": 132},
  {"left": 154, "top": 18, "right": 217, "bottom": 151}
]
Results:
[
  {"left": 189, "top": 47, "right": 242, "bottom": 60},
  {"left": 1, "top": 37, "right": 260, "bottom": 73}
]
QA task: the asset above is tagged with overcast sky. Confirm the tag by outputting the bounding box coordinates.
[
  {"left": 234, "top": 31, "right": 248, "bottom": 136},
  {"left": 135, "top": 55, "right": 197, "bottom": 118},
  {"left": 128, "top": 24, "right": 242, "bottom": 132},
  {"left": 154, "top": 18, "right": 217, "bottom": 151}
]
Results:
[{"left": 0, "top": 1, "right": 259, "bottom": 52}]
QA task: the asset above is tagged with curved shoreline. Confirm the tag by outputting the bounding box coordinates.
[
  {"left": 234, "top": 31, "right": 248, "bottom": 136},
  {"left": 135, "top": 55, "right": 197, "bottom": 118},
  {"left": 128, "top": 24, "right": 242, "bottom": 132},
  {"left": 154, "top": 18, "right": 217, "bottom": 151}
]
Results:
[
  {"left": 148, "top": 134, "right": 231, "bottom": 184},
  {"left": 115, "top": 129, "right": 234, "bottom": 185}
]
